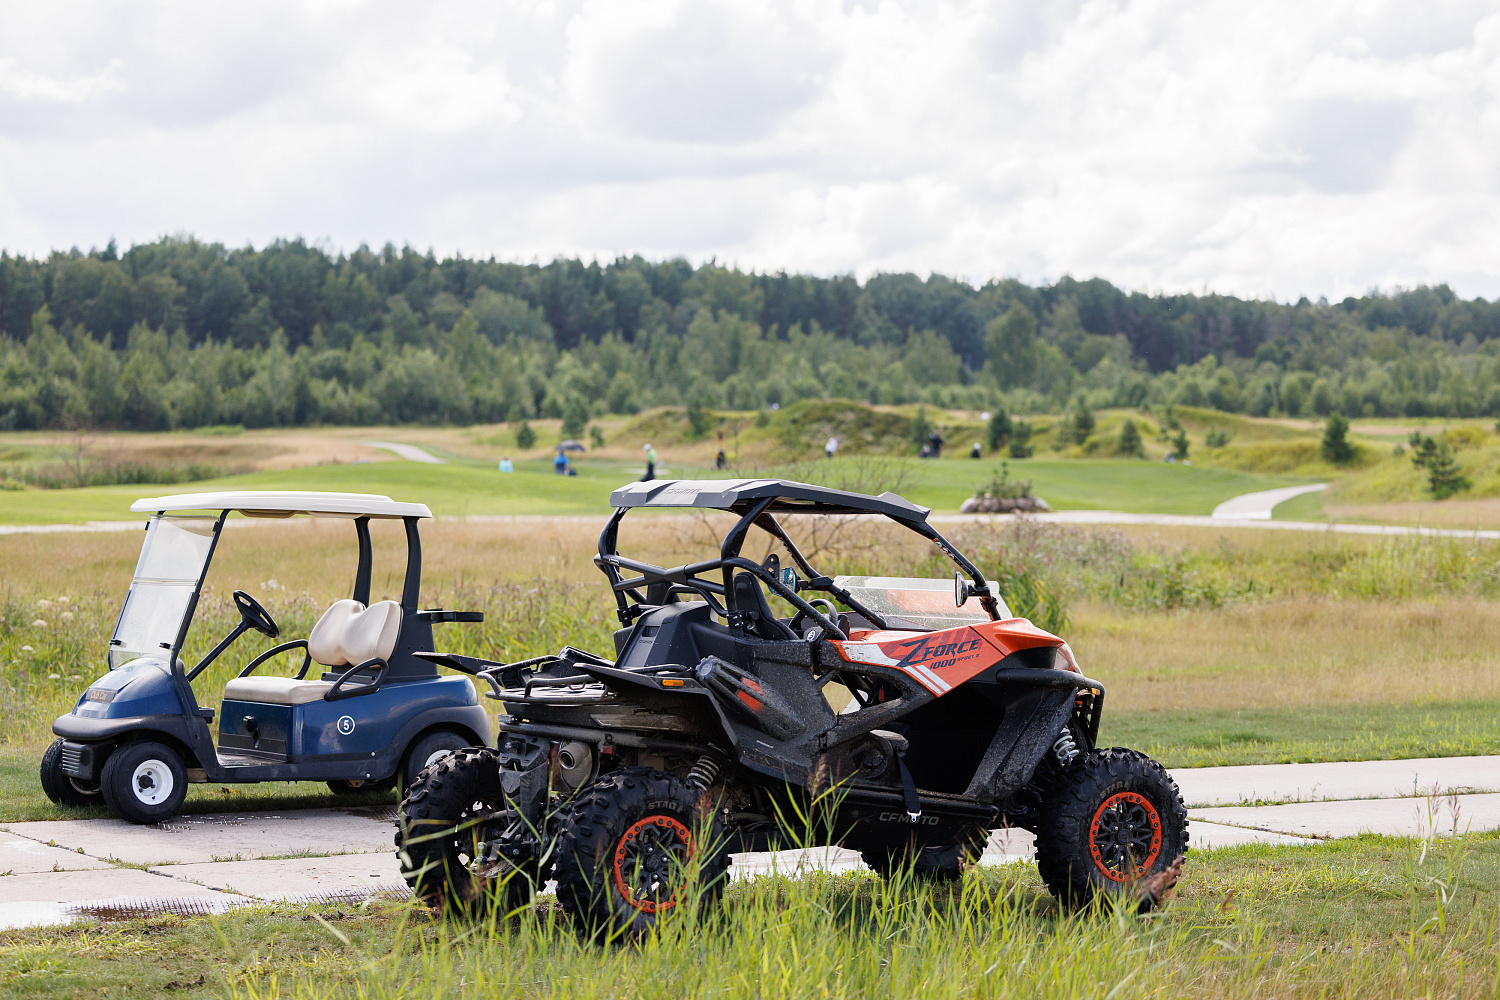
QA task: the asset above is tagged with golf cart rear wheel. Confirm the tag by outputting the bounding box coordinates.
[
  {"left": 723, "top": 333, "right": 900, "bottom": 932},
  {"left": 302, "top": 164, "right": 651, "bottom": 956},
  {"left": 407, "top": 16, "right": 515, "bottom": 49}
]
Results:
[
  {"left": 40, "top": 739, "right": 102, "bottom": 807},
  {"left": 396, "top": 747, "right": 536, "bottom": 916},
  {"left": 100, "top": 741, "right": 188, "bottom": 824},
  {"left": 1035, "top": 748, "right": 1187, "bottom": 912},
  {"left": 554, "top": 767, "right": 730, "bottom": 941},
  {"left": 402, "top": 730, "right": 472, "bottom": 790},
  {"left": 860, "top": 827, "right": 990, "bottom": 882}
]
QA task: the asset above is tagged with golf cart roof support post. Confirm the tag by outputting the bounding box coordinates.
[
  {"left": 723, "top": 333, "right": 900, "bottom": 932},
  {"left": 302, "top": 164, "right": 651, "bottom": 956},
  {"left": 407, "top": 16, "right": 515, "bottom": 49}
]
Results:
[
  {"left": 719, "top": 496, "right": 778, "bottom": 619},
  {"left": 900, "top": 517, "right": 1002, "bottom": 621},
  {"left": 353, "top": 516, "right": 372, "bottom": 605},
  {"left": 597, "top": 508, "right": 634, "bottom": 620},
  {"left": 171, "top": 510, "right": 229, "bottom": 658},
  {"left": 401, "top": 516, "right": 422, "bottom": 613}
]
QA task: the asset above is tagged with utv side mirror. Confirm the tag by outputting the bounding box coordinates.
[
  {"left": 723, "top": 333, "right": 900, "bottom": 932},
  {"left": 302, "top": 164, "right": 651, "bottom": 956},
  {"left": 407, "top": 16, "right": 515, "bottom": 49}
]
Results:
[{"left": 955, "top": 573, "right": 975, "bottom": 608}]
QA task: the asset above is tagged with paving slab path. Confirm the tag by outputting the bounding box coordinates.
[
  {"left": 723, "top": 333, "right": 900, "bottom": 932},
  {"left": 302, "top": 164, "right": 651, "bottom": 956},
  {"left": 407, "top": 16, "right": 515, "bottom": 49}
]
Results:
[{"left": 1, "top": 755, "right": 1494, "bottom": 928}]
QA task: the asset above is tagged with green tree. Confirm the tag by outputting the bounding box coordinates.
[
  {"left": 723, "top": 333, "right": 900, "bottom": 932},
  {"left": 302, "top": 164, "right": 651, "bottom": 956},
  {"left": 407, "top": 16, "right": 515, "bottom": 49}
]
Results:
[
  {"left": 1321, "top": 413, "right": 1355, "bottom": 465},
  {"left": 589, "top": 425, "right": 606, "bottom": 449},
  {"left": 1171, "top": 428, "right": 1190, "bottom": 461},
  {"left": 514, "top": 419, "right": 536, "bottom": 450},
  {"left": 1070, "top": 402, "right": 1095, "bottom": 444},
  {"left": 561, "top": 396, "right": 589, "bottom": 438},
  {"left": 1117, "top": 418, "right": 1144, "bottom": 457},
  {"left": 1009, "top": 420, "right": 1034, "bottom": 458},
  {"left": 983, "top": 304, "right": 1038, "bottom": 390},
  {"left": 1425, "top": 440, "right": 1471, "bottom": 499},
  {"left": 987, "top": 407, "right": 1012, "bottom": 452},
  {"left": 911, "top": 406, "right": 933, "bottom": 451}
]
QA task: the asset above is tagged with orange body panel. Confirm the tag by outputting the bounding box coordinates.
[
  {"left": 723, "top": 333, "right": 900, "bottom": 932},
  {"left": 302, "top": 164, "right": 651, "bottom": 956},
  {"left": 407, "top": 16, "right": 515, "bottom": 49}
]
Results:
[{"left": 832, "top": 618, "right": 1063, "bottom": 696}]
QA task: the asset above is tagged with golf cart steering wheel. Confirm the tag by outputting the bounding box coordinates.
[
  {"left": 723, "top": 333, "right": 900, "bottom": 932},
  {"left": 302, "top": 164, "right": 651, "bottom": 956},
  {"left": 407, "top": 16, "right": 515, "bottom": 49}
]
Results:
[{"left": 232, "top": 590, "right": 281, "bottom": 639}]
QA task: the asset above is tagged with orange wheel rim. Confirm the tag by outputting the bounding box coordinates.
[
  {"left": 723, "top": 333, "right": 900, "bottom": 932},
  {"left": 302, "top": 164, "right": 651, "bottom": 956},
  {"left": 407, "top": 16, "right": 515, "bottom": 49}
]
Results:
[
  {"left": 611, "top": 815, "right": 695, "bottom": 913},
  {"left": 1088, "top": 791, "right": 1162, "bottom": 882}
]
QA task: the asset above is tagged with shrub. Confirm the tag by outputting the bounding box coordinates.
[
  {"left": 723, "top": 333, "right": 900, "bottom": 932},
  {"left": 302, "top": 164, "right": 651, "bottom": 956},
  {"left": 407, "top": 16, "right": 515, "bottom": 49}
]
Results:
[
  {"left": 1321, "top": 413, "right": 1355, "bottom": 465},
  {"left": 514, "top": 419, "right": 536, "bottom": 450},
  {"left": 1009, "top": 420, "right": 1034, "bottom": 458},
  {"left": 1117, "top": 419, "right": 1144, "bottom": 457},
  {"left": 986, "top": 408, "right": 1012, "bottom": 452}
]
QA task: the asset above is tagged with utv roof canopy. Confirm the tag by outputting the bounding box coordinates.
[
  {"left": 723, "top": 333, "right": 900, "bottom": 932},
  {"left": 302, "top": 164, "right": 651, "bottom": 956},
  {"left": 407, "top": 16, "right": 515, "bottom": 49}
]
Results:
[
  {"left": 608, "top": 479, "right": 930, "bottom": 522},
  {"left": 129, "top": 491, "right": 433, "bottom": 520}
]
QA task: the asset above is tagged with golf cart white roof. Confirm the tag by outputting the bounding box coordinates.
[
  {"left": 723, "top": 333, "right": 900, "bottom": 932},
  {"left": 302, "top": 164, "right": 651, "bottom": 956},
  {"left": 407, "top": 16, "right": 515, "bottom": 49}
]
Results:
[{"left": 129, "top": 491, "right": 433, "bottom": 519}]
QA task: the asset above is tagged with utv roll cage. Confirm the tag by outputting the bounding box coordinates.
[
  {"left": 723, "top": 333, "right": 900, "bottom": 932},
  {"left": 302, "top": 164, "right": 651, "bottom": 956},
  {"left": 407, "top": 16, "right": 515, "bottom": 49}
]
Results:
[{"left": 596, "top": 479, "right": 1002, "bottom": 637}]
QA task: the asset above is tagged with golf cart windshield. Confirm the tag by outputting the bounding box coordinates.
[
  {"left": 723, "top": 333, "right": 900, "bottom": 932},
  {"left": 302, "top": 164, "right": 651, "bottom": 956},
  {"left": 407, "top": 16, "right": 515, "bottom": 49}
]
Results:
[
  {"left": 109, "top": 515, "right": 220, "bottom": 669},
  {"left": 835, "top": 576, "right": 1011, "bottom": 631}
]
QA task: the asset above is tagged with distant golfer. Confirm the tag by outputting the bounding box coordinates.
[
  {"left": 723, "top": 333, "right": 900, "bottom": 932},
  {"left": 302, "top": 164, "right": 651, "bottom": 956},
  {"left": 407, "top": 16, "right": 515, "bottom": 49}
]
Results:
[
  {"left": 642, "top": 443, "right": 657, "bottom": 481},
  {"left": 825, "top": 436, "right": 838, "bottom": 459},
  {"left": 498, "top": 456, "right": 514, "bottom": 473},
  {"left": 970, "top": 442, "right": 981, "bottom": 459}
]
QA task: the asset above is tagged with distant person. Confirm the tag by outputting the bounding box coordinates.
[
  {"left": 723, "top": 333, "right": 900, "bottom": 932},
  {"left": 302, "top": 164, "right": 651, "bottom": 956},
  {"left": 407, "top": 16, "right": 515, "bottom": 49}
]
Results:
[
  {"left": 970, "top": 442, "right": 981, "bottom": 459},
  {"left": 927, "top": 428, "right": 944, "bottom": 458},
  {"left": 825, "top": 436, "right": 839, "bottom": 459},
  {"left": 715, "top": 448, "right": 728, "bottom": 470},
  {"left": 498, "top": 457, "right": 514, "bottom": 473},
  {"left": 553, "top": 451, "right": 573, "bottom": 475},
  {"left": 642, "top": 443, "right": 657, "bottom": 481}
]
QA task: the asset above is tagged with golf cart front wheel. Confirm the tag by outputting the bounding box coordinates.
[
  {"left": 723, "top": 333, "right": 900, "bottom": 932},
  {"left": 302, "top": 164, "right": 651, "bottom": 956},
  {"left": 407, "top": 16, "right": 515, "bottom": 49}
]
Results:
[
  {"left": 40, "top": 739, "right": 103, "bottom": 807},
  {"left": 100, "top": 741, "right": 188, "bottom": 824},
  {"left": 1035, "top": 748, "right": 1188, "bottom": 912},
  {"left": 554, "top": 767, "right": 730, "bottom": 941}
]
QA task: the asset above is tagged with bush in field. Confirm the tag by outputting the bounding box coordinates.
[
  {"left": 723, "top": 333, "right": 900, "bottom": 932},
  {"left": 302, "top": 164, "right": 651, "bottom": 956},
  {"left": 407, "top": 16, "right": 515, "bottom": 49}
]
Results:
[
  {"left": 986, "top": 407, "right": 1011, "bottom": 452},
  {"left": 513, "top": 419, "right": 536, "bottom": 450},
  {"left": 1321, "top": 413, "right": 1355, "bottom": 465},
  {"left": 1117, "top": 418, "right": 1144, "bottom": 457}
]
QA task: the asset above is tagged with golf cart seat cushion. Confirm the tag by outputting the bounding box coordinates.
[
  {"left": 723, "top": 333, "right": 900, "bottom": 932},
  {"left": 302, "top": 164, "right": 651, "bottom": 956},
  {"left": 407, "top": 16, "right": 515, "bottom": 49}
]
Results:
[
  {"left": 307, "top": 599, "right": 402, "bottom": 667},
  {"left": 222, "top": 675, "right": 334, "bottom": 705}
]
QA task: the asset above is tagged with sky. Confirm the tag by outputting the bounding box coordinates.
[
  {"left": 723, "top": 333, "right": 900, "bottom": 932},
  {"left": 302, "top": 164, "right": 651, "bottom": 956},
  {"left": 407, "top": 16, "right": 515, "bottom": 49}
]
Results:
[{"left": 2, "top": 0, "right": 1500, "bottom": 301}]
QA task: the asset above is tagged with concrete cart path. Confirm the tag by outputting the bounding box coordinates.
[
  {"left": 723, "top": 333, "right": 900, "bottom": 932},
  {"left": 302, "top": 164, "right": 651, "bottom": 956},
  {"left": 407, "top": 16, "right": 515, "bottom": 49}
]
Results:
[
  {"left": 1211, "top": 484, "right": 1326, "bottom": 520},
  {"left": 2, "top": 755, "right": 1496, "bottom": 928},
  {"left": 1173, "top": 755, "right": 1500, "bottom": 808},
  {"left": 361, "top": 440, "right": 446, "bottom": 463}
]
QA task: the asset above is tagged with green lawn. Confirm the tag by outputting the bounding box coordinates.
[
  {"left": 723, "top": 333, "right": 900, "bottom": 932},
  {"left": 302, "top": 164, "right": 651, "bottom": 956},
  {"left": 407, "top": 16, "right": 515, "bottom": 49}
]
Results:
[
  {"left": 1105, "top": 700, "right": 1500, "bottom": 770},
  {"left": 0, "top": 455, "right": 1307, "bottom": 525}
]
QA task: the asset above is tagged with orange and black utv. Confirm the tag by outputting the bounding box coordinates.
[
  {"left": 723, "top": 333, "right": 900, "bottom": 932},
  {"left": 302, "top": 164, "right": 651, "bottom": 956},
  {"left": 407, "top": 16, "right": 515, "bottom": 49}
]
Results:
[{"left": 399, "top": 479, "right": 1187, "bottom": 937}]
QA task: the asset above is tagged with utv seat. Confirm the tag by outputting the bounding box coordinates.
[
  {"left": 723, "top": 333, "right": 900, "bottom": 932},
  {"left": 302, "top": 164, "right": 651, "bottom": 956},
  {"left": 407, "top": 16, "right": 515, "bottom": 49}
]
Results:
[
  {"left": 731, "top": 572, "right": 799, "bottom": 641},
  {"left": 222, "top": 599, "right": 403, "bottom": 706}
]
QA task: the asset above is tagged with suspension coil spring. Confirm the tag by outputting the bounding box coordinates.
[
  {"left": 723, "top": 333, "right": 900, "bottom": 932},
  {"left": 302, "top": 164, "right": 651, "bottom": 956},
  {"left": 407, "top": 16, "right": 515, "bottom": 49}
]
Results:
[
  {"left": 685, "top": 755, "right": 722, "bottom": 791},
  {"left": 1052, "top": 727, "right": 1079, "bottom": 766}
]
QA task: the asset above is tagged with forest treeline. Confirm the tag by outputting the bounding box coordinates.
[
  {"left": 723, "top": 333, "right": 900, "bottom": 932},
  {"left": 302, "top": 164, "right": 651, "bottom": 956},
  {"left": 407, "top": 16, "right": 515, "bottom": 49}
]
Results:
[{"left": 4, "top": 236, "right": 1500, "bottom": 430}]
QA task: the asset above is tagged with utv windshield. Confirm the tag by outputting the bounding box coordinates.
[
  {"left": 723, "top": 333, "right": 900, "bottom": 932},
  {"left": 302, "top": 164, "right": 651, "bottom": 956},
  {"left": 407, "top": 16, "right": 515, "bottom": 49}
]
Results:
[
  {"left": 109, "top": 514, "right": 220, "bottom": 668},
  {"left": 834, "top": 576, "right": 1011, "bottom": 632}
]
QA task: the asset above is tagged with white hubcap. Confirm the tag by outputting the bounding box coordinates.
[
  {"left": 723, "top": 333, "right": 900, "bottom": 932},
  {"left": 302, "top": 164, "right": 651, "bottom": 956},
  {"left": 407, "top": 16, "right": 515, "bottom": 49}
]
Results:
[
  {"left": 424, "top": 749, "right": 454, "bottom": 769},
  {"left": 131, "top": 760, "right": 174, "bottom": 805}
]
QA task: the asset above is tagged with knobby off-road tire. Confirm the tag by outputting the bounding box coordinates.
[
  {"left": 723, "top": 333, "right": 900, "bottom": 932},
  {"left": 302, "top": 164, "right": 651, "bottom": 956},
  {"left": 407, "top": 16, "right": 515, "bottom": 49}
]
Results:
[
  {"left": 396, "top": 746, "right": 539, "bottom": 916},
  {"left": 860, "top": 826, "right": 991, "bottom": 882},
  {"left": 1035, "top": 748, "right": 1188, "bottom": 912},
  {"left": 554, "top": 767, "right": 731, "bottom": 941},
  {"left": 40, "top": 738, "right": 103, "bottom": 807}
]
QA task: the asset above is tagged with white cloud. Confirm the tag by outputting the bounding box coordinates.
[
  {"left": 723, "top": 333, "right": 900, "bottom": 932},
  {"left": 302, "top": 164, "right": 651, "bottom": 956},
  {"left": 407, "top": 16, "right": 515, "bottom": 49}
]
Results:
[{"left": 1, "top": 0, "right": 1498, "bottom": 300}]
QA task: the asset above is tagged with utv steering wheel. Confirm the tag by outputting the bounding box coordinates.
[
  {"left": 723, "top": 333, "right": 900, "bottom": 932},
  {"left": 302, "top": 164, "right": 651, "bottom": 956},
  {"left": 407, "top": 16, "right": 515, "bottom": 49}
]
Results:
[{"left": 233, "top": 590, "right": 281, "bottom": 639}]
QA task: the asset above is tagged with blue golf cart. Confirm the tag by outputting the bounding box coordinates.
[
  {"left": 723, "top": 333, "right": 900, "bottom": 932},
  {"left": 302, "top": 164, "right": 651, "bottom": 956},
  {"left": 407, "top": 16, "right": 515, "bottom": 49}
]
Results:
[{"left": 41, "top": 491, "right": 492, "bottom": 824}]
